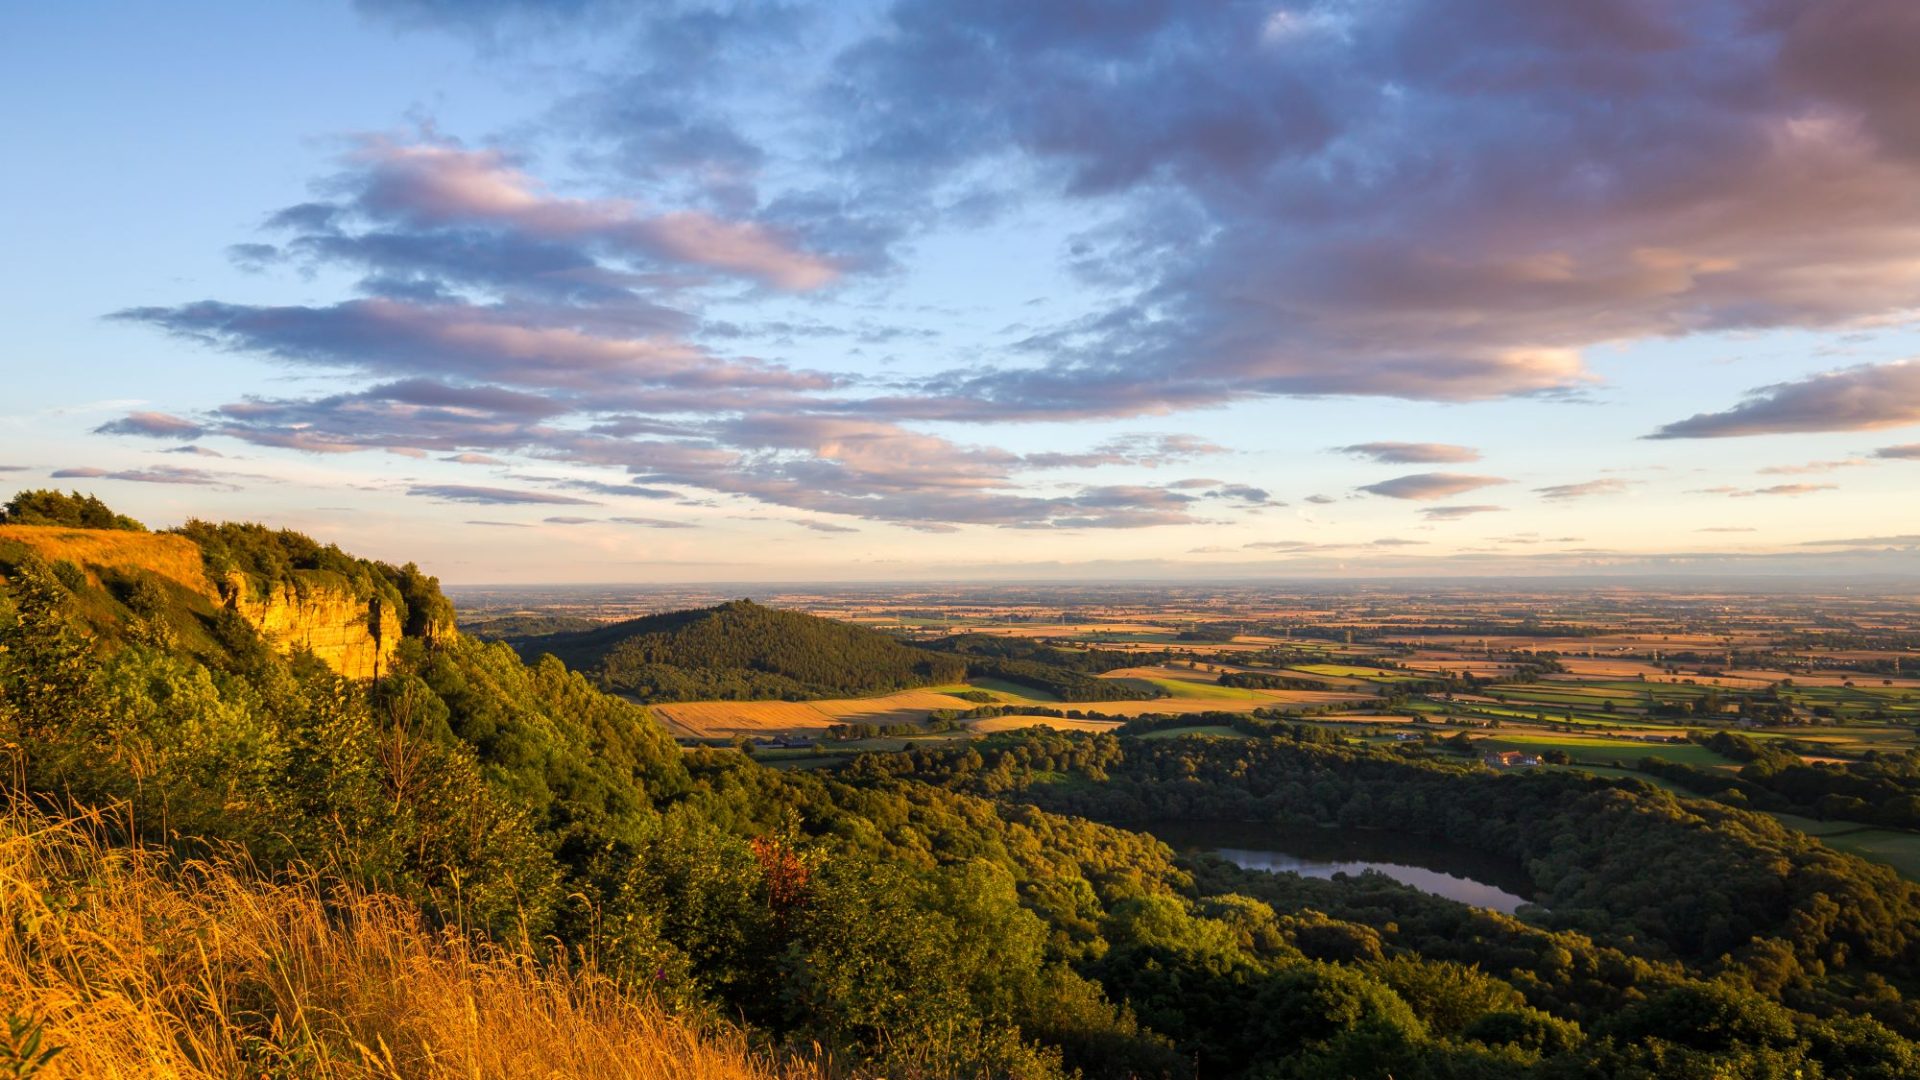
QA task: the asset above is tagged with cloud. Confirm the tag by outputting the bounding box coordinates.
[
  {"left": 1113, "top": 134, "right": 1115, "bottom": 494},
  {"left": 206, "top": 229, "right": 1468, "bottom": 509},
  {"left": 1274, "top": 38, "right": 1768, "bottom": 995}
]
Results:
[
  {"left": 828, "top": 0, "right": 1920, "bottom": 412},
  {"left": 1719, "top": 483, "right": 1840, "bottom": 498},
  {"left": 1422, "top": 505, "right": 1506, "bottom": 521},
  {"left": 1022, "top": 433, "right": 1225, "bottom": 470},
  {"left": 295, "top": 136, "right": 840, "bottom": 291},
  {"left": 542, "top": 515, "right": 598, "bottom": 524},
  {"left": 1757, "top": 458, "right": 1869, "bottom": 475},
  {"left": 162, "top": 445, "right": 226, "bottom": 457},
  {"left": 466, "top": 519, "right": 535, "bottom": 528},
  {"left": 1800, "top": 534, "right": 1920, "bottom": 547},
  {"left": 1335, "top": 442, "right": 1480, "bottom": 464},
  {"left": 1206, "top": 484, "right": 1279, "bottom": 507},
  {"left": 1649, "top": 360, "right": 1920, "bottom": 438},
  {"left": 1875, "top": 444, "right": 1920, "bottom": 460},
  {"left": 444, "top": 452, "right": 504, "bottom": 465},
  {"left": 1359, "top": 473, "right": 1509, "bottom": 501},
  {"left": 1245, "top": 537, "right": 1427, "bottom": 554},
  {"left": 115, "top": 298, "right": 829, "bottom": 396},
  {"left": 125, "top": 0, "right": 1920, "bottom": 533},
  {"left": 50, "top": 465, "right": 247, "bottom": 488},
  {"left": 794, "top": 520, "right": 858, "bottom": 533},
  {"left": 507, "top": 475, "right": 680, "bottom": 499},
  {"left": 1535, "top": 479, "right": 1630, "bottom": 500},
  {"left": 93, "top": 411, "right": 206, "bottom": 438},
  {"left": 609, "top": 515, "right": 696, "bottom": 529},
  {"left": 406, "top": 484, "right": 598, "bottom": 505}
]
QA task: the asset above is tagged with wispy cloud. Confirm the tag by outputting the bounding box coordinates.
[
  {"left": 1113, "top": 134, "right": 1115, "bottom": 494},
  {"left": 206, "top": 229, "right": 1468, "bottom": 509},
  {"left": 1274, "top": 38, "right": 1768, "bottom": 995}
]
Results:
[
  {"left": 1703, "top": 483, "right": 1843, "bottom": 498},
  {"left": 94, "top": 411, "right": 206, "bottom": 438},
  {"left": 1800, "top": 534, "right": 1920, "bottom": 547},
  {"left": 1359, "top": 473, "right": 1509, "bottom": 501},
  {"left": 1534, "top": 479, "right": 1630, "bottom": 500},
  {"left": 407, "top": 484, "right": 598, "bottom": 505},
  {"left": 1422, "top": 505, "right": 1506, "bottom": 521},
  {"left": 1757, "top": 459, "right": 1869, "bottom": 475},
  {"left": 1335, "top": 442, "right": 1480, "bottom": 464},
  {"left": 50, "top": 465, "right": 253, "bottom": 489}
]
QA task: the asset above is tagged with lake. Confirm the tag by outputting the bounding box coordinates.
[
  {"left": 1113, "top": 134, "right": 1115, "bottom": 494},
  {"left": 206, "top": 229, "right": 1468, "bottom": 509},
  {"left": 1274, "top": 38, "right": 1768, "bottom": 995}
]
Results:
[{"left": 1134, "top": 820, "right": 1537, "bottom": 915}]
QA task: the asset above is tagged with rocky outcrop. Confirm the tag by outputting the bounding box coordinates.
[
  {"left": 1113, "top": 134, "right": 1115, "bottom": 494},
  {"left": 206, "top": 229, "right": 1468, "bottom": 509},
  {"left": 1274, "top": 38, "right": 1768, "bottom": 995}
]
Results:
[
  {"left": 225, "top": 572, "right": 401, "bottom": 681},
  {"left": 1, "top": 523, "right": 414, "bottom": 681}
]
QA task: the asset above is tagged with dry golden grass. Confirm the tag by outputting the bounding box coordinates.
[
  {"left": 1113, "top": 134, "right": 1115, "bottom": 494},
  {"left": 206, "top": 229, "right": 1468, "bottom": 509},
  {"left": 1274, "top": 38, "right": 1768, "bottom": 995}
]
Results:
[
  {"left": 0, "top": 525, "right": 214, "bottom": 596},
  {"left": 0, "top": 802, "right": 811, "bottom": 1080},
  {"left": 651, "top": 700, "right": 830, "bottom": 737},
  {"left": 652, "top": 690, "right": 979, "bottom": 738}
]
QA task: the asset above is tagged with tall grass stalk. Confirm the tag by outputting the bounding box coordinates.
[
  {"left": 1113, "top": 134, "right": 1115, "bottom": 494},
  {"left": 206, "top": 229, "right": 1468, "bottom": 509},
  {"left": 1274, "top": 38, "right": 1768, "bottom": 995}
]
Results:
[{"left": 0, "top": 800, "right": 813, "bottom": 1079}]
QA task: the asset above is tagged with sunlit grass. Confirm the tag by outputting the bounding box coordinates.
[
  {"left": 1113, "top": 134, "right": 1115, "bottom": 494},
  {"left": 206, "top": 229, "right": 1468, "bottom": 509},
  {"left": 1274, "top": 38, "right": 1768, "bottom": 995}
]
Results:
[{"left": 0, "top": 801, "right": 813, "bottom": 1080}]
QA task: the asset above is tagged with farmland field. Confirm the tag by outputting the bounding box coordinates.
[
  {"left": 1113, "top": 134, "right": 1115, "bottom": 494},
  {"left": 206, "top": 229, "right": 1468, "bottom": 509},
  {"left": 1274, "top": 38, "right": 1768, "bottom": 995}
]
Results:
[
  {"left": 969, "top": 714, "right": 1124, "bottom": 734},
  {"left": 651, "top": 688, "right": 980, "bottom": 738}
]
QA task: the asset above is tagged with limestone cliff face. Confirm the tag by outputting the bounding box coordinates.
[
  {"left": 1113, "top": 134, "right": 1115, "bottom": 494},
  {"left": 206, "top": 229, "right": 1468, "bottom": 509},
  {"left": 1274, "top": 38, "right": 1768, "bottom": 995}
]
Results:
[
  {"left": 225, "top": 573, "right": 401, "bottom": 681},
  {"left": 0, "top": 523, "right": 418, "bottom": 682}
]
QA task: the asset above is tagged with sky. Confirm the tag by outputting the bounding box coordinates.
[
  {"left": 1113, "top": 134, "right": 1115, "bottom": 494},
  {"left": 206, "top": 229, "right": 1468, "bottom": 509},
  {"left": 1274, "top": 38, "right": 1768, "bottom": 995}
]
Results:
[{"left": 4, "top": 0, "right": 1920, "bottom": 584}]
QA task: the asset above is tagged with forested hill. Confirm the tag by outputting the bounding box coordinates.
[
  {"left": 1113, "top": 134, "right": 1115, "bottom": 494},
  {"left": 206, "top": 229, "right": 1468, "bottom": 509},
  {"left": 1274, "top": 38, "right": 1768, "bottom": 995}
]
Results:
[{"left": 520, "top": 598, "right": 967, "bottom": 701}]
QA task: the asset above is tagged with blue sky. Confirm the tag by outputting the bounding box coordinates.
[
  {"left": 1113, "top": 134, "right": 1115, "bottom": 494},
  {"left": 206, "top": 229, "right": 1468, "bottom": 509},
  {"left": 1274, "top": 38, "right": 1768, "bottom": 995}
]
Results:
[{"left": 5, "top": 0, "right": 1920, "bottom": 583}]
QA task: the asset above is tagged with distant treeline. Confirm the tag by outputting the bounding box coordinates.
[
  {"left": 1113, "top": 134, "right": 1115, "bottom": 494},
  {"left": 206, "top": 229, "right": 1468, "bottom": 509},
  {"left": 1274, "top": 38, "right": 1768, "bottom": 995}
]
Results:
[
  {"left": 926, "top": 634, "right": 1170, "bottom": 701},
  {"left": 1638, "top": 731, "right": 1920, "bottom": 831},
  {"left": 1220, "top": 670, "right": 1337, "bottom": 691}
]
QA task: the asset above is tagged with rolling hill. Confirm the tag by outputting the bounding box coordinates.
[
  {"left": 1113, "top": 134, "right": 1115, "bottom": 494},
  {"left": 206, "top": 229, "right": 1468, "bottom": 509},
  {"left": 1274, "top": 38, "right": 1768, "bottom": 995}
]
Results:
[{"left": 518, "top": 598, "right": 968, "bottom": 701}]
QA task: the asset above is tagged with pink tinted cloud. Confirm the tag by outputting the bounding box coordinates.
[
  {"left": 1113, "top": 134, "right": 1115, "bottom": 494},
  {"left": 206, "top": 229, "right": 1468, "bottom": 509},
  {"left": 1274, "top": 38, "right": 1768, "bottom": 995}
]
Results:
[
  {"left": 1359, "top": 473, "right": 1510, "bottom": 501},
  {"left": 353, "top": 139, "right": 840, "bottom": 290}
]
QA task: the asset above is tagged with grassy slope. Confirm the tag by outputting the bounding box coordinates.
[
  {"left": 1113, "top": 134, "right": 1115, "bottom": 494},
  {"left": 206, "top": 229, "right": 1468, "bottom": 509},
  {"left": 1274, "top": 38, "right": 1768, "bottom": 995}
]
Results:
[
  {"left": 1, "top": 804, "right": 809, "bottom": 1080},
  {"left": 0, "top": 524, "right": 214, "bottom": 596}
]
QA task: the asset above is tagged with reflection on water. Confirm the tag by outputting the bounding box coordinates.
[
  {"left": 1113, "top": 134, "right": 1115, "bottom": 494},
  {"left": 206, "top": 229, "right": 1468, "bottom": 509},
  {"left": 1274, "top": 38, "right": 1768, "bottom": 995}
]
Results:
[
  {"left": 1209, "top": 848, "right": 1531, "bottom": 914},
  {"left": 1137, "top": 821, "right": 1535, "bottom": 915}
]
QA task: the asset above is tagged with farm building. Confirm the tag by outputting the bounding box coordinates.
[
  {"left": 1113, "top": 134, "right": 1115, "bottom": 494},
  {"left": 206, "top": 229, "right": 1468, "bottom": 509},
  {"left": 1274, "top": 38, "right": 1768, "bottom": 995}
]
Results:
[{"left": 1483, "top": 750, "right": 1541, "bottom": 769}]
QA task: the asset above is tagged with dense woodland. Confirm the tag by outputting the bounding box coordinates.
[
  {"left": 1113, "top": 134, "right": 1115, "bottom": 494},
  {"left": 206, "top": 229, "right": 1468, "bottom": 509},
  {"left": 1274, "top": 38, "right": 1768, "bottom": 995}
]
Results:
[{"left": 6, "top": 496, "right": 1920, "bottom": 1077}]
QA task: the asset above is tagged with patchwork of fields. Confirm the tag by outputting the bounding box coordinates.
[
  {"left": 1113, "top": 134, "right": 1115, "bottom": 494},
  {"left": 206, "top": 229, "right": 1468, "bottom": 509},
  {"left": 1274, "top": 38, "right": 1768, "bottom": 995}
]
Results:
[{"left": 532, "top": 587, "right": 1920, "bottom": 882}]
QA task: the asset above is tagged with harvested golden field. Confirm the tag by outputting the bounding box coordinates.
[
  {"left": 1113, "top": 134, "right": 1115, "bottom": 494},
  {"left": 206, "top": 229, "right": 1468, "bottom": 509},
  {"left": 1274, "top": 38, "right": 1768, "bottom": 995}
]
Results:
[
  {"left": 1552, "top": 657, "right": 1669, "bottom": 679},
  {"left": 0, "top": 524, "right": 214, "bottom": 595},
  {"left": 651, "top": 689, "right": 978, "bottom": 738},
  {"left": 1, "top": 803, "right": 811, "bottom": 1080},
  {"left": 651, "top": 700, "right": 829, "bottom": 737},
  {"left": 1726, "top": 668, "right": 1920, "bottom": 689},
  {"left": 814, "top": 689, "right": 989, "bottom": 722},
  {"left": 961, "top": 622, "right": 1180, "bottom": 638}
]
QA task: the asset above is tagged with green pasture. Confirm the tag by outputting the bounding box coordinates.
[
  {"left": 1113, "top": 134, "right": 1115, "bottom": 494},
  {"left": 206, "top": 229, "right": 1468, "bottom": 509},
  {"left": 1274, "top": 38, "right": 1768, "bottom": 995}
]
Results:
[
  {"left": 1134, "top": 724, "right": 1250, "bottom": 741},
  {"left": 957, "top": 678, "right": 1063, "bottom": 703},
  {"left": 1126, "top": 674, "right": 1263, "bottom": 701},
  {"left": 1478, "top": 733, "right": 1735, "bottom": 768},
  {"left": 1809, "top": 829, "right": 1920, "bottom": 881}
]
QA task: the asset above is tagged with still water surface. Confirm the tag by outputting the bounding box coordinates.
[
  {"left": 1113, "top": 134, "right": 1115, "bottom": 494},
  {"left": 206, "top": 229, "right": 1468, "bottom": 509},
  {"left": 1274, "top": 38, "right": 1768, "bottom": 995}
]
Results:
[{"left": 1137, "top": 820, "right": 1536, "bottom": 915}]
